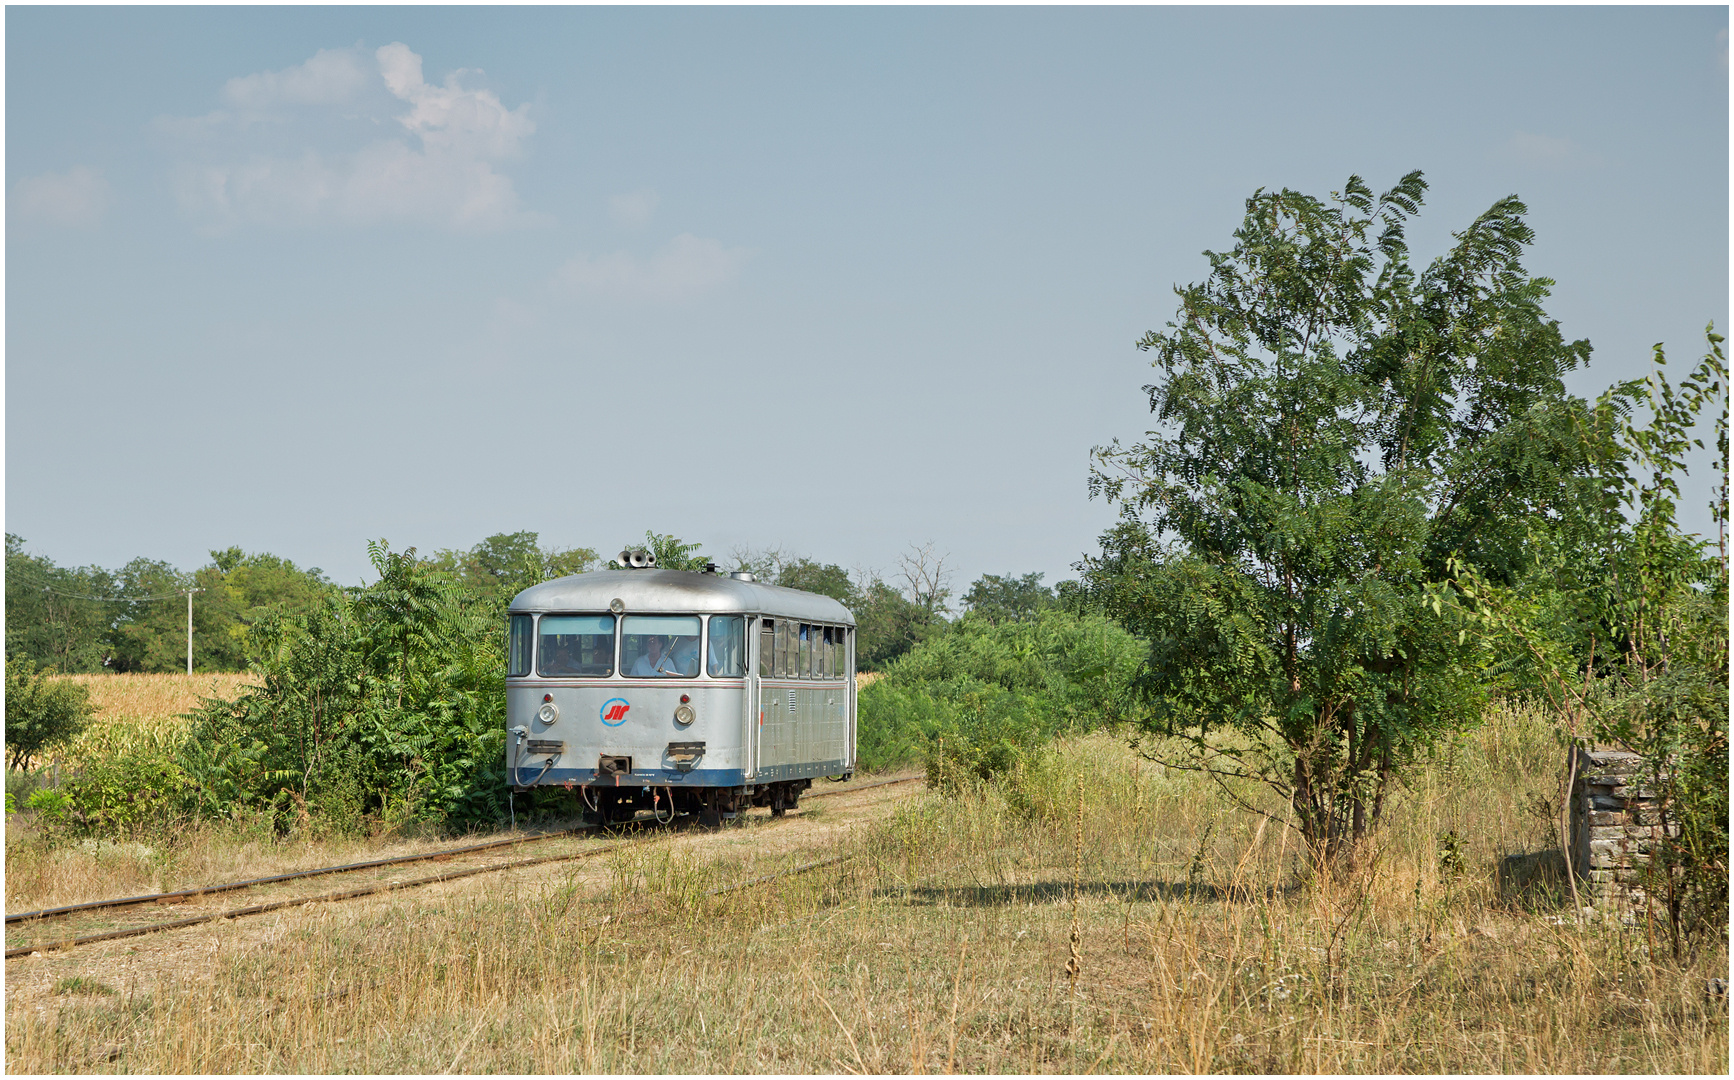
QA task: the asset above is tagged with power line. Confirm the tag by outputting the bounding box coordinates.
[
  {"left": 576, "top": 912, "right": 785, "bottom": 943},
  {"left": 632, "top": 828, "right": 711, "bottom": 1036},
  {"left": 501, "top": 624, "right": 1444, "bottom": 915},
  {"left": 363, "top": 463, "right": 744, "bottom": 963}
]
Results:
[
  {"left": 32, "top": 584, "right": 192, "bottom": 604},
  {"left": 7, "top": 568, "right": 194, "bottom": 604}
]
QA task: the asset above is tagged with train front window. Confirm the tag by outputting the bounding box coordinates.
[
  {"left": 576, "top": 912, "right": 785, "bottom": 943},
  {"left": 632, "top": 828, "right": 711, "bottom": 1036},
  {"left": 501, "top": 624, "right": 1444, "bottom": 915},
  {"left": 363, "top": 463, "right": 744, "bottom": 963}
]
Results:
[
  {"left": 707, "top": 616, "right": 746, "bottom": 677},
  {"left": 538, "top": 614, "right": 615, "bottom": 677},
  {"left": 507, "top": 615, "right": 534, "bottom": 677},
  {"left": 622, "top": 615, "right": 701, "bottom": 678}
]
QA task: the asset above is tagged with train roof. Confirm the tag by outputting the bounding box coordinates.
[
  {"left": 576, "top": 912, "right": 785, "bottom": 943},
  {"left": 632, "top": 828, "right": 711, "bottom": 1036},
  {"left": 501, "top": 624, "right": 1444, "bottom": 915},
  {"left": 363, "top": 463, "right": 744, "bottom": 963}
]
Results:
[{"left": 507, "top": 568, "right": 856, "bottom": 625}]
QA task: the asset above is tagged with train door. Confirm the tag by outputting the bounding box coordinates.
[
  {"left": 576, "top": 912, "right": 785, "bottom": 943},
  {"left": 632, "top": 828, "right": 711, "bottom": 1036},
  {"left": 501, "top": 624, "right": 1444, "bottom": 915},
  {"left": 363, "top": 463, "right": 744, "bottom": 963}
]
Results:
[{"left": 751, "top": 615, "right": 772, "bottom": 779}]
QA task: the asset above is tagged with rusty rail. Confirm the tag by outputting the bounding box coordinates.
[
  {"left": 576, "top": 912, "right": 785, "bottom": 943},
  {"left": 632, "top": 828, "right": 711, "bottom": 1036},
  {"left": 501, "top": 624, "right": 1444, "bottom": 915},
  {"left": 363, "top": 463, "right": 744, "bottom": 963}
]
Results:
[{"left": 4, "top": 773, "right": 920, "bottom": 958}]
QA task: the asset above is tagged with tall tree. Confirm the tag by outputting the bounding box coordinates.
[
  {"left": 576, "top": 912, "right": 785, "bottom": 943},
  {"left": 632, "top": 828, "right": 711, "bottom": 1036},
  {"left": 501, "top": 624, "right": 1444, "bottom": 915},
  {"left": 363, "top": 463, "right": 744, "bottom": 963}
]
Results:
[
  {"left": 428, "top": 531, "right": 597, "bottom": 613},
  {"left": 1082, "top": 172, "right": 1602, "bottom": 860},
  {"left": 5, "top": 535, "right": 121, "bottom": 673},
  {"left": 962, "top": 572, "right": 1056, "bottom": 624}
]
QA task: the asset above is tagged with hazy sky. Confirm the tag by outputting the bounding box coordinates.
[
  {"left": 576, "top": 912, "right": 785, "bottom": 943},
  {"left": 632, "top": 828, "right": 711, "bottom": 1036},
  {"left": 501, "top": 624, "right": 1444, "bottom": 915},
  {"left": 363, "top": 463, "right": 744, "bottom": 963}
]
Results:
[{"left": 7, "top": 6, "right": 1728, "bottom": 591}]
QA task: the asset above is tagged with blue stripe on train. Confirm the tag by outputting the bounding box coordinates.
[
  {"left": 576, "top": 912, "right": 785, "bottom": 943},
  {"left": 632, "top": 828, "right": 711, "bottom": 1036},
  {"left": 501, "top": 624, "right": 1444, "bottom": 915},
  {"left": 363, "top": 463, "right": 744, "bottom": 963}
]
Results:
[{"left": 510, "top": 760, "right": 848, "bottom": 789}]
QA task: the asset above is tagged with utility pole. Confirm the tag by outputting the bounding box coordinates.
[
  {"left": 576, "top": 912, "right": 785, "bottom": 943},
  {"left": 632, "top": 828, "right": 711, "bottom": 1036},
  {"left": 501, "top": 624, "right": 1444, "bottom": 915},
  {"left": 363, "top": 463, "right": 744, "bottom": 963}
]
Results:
[{"left": 185, "top": 588, "right": 204, "bottom": 675}]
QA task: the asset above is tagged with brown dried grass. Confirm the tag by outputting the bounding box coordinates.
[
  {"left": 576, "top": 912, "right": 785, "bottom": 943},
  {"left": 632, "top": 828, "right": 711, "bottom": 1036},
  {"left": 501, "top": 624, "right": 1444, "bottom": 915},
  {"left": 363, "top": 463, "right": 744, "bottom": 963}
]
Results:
[
  {"left": 5, "top": 705, "right": 1726, "bottom": 1073},
  {"left": 63, "top": 673, "right": 256, "bottom": 727}
]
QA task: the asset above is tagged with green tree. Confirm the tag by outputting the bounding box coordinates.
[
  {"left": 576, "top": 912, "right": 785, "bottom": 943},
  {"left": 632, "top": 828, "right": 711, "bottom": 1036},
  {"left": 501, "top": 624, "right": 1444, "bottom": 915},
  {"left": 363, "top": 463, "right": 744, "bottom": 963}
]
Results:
[
  {"left": 182, "top": 540, "right": 506, "bottom": 832},
  {"left": 4, "top": 536, "right": 118, "bottom": 672},
  {"left": 962, "top": 572, "right": 1056, "bottom": 624},
  {"left": 853, "top": 576, "right": 936, "bottom": 670},
  {"left": 774, "top": 558, "right": 857, "bottom": 606},
  {"left": 1445, "top": 329, "right": 1727, "bottom": 954},
  {"left": 1082, "top": 172, "right": 1603, "bottom": 861},
  {"left": 428, "top": 532, "right": 597, "bottom": 614},
  {"left": 639, "top": 531, "right": 711, "bottom": 573},
  {"left": 107, "top": 558, "right": 201, "bottom": 673},
  {"left": 5, "top": 660, "right": 95, "bottom": 769},
  {"left": 857, "top": 607, "right": 1146, "bottom": 774}
]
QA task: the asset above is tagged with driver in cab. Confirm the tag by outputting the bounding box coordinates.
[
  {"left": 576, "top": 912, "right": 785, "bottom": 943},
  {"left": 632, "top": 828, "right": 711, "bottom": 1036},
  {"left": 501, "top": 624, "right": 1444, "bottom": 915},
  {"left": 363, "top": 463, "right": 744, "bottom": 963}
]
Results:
[{"left": 630, "top": 635, "right": 683, "bottom": 677}]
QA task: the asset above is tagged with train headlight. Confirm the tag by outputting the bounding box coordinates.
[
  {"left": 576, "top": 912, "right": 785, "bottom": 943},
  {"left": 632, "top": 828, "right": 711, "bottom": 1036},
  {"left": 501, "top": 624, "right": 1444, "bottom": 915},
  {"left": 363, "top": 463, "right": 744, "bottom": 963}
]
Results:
[
  {"left": 537, "top": 702, "right": 559, "bottom": 725},
  {"left": 674, "top": 704, "right": 696, "bottom": 726}
]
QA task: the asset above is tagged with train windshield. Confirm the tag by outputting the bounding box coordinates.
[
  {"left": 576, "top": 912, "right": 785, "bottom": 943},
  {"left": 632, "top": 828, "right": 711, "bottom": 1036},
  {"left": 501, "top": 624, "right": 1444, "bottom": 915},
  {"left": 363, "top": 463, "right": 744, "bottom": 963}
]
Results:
[
  {"left": 707, "top": 616, "right": 746, "bottom": 677},
  {"left": 622, "top": 615, "right": 701, "bottom": 678},
  {"left": 539, "top": 614, "right": 615, "bottom": 677}
]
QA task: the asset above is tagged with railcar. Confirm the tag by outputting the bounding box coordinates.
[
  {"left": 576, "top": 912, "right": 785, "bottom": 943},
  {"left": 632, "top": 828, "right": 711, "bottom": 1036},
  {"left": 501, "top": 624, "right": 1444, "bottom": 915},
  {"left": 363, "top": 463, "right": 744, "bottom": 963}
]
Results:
[{"left": 505, "top": 551, "right": 856, "bottom": 824}]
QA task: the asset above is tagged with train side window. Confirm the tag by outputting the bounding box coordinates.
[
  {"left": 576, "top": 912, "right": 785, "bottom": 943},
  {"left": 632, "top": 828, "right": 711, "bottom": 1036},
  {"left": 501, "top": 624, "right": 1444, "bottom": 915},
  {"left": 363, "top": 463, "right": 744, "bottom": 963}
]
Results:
[
  {"left": 707, "top": 615, "right": 746, "bottom": 677},
  {"left": 759, "top": 619, "right": 775, "bottom": 678},
  {"left": 774, "top": 620, "right": 790, "bottom": 678},
  {"left": 507, "top": 615, "right": 534, "bottom": 677},
  {"left": 822, "top": 626, "right": 836, "bottom": 678},
  {"left": 799, "top": 624, "right": 813, "bottom": 679}
]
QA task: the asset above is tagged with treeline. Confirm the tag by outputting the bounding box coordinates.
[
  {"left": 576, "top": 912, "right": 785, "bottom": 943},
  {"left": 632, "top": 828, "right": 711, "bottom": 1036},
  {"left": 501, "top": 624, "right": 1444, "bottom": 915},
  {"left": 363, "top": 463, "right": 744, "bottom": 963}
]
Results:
[
  {"left": 5, "top": 530, "right": 1048, "bottom": 676},
  {"left": 6, "top": 527, "right": 1089, "bottom": 835}
]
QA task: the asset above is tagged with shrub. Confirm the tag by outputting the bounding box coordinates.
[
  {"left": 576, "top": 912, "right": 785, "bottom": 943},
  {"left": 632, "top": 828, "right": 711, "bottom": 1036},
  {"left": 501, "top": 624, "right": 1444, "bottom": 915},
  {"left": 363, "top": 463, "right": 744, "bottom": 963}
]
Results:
[
  {"left": 5, "top": 661, "right": 95, "bottom": 769},
  {"left": 858, "top": 608, "right": 1148, "bottom": 773},
  {"left": 62, "top": 750, "right": 194, "bottom": 834}
]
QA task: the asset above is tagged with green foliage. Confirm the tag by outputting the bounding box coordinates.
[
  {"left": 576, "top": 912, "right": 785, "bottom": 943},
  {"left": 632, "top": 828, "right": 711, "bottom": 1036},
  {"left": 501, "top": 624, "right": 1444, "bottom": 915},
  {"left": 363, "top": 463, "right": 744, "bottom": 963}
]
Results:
[
  {"left": 641, "top": 531, "right": 711, "bottom": 573},
  {"left": 852, "top": 578, "right": 937, "bottom": 670},
  {"left": 1083, "top": 171, "right": 1603, "bottom": 860},
  {"left": 62, "top": 751, "right": 193, "bottom": 833},
  {"left": 106, "top": 557, "right": 200, "bottom": 673},
  {"left": 5, "top": 660, "right": 95, "bottom": 768},
  {"left": 857, "top": 608, "right": 1147, "bottom": 773},
  {"left": 181, "top": 540, "right": 507, "bottom": 834},
  {"left": 25, "top": 786, "right": 73, "bottom": 821},
  {"left": 726, "top": 545, "right": 942, "bottom": 669},
  {"left": 961, "top": 571, "right": 1056, "bottom": 624},
  {"left": 6, "top": 535, "right": 336, "bottom": 675},
  {"left": 5, "top": 535, "right": 118, "bottom": 672},
  {"left": 427, "top": 531, "right": 597, "bottom": 616},
  {"left": 773, "top": 558, "right": 856, "bottom": 606},
  {"left": 1446, "top": 328, "right": 1727, "bottom": 956}
]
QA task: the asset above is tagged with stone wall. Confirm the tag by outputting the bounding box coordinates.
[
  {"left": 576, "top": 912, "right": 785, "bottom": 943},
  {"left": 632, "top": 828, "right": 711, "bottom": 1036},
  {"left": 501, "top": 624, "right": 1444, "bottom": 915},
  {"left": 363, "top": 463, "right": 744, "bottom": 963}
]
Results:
[{"left": 1568, "top": 747, "right": 1672, "bottom": 919}]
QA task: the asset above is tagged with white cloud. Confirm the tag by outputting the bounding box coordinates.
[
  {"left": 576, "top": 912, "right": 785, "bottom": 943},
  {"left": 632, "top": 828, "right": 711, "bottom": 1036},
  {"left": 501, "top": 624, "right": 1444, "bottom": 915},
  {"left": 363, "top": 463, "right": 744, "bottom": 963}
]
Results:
[
  {"left": 11, "top": 166, "right": 110, "bottom": 227},
  {"left": 161, "top": 42, "right": 536, "bottom": 232},
  {"left": 222, "top": 46, "right": 373, "bottom": 111},
  {"left": 1504, "top": 130, "right": 1601, "bottom": 169},
  {"left": 609, "top": 188, "right": 660, "bottom": 228},
  {"left": 554, "top": 234, "right": 751, "bottom": 302}
]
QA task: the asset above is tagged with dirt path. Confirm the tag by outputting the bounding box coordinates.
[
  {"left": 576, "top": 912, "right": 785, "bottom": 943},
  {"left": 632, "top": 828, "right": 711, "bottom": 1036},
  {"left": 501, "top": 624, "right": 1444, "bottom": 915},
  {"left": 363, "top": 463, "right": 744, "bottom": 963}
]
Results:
[{"left": 3, "top": 778, "right": 923, "bottom": 1003}]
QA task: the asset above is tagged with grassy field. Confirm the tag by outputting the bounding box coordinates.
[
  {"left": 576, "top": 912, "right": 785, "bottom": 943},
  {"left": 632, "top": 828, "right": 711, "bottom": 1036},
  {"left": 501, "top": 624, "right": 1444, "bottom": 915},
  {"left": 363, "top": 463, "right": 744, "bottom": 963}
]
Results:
[{"left": 5, "top": 695, "right": 1726, "bottom": 1073}]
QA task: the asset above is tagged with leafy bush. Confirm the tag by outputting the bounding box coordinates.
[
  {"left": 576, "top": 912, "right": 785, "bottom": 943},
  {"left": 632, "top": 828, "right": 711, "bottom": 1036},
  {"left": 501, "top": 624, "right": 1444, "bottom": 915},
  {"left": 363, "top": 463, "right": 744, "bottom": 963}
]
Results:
[
  {"left": 857, "top": 608, "right": 1147, "bottom": 773},
  {"left": 180, "top": 542, "right": 507, "bottom": 834},
  {"left": 62, "top": 751, "right": 193, "bottom": 833},
  {"left": 5, "top": 661, "right": 95, "bottom": 768}
]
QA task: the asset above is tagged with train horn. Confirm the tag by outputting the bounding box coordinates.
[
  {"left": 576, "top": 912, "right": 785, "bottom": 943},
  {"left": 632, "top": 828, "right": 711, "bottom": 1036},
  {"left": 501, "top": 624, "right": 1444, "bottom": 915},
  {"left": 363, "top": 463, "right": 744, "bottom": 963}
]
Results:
[{"left": 617, "top": 548, "right": 656, "bottom": 569}]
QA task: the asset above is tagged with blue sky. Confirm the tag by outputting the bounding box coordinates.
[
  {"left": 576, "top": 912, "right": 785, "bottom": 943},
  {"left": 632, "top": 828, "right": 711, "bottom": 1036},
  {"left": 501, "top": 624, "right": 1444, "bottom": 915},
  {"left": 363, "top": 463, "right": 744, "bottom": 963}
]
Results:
[{"left": 7, "top": 6, "right": 1728, "bottom": 592}]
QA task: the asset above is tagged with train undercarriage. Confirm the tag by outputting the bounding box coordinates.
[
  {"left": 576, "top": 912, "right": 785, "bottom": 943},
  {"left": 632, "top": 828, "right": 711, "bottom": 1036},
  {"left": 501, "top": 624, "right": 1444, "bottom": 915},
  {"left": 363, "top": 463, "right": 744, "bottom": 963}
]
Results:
[{"left": 560, "top": 779, "right": 823, "bottom": 826}]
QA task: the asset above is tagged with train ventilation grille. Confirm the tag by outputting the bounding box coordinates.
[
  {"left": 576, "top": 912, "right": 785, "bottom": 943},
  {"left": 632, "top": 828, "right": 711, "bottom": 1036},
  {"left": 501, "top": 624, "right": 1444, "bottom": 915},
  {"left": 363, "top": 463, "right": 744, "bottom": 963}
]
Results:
[{"left": 788, "top": 689, "right": 797, "bottom": 713}]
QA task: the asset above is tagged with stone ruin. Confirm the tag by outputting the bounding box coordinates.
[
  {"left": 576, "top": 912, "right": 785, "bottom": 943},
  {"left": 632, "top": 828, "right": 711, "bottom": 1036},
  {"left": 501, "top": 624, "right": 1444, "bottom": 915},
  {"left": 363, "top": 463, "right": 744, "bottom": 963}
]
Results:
[{"left": 1569, "top": 747, "right": 1674, "bottom": 920}]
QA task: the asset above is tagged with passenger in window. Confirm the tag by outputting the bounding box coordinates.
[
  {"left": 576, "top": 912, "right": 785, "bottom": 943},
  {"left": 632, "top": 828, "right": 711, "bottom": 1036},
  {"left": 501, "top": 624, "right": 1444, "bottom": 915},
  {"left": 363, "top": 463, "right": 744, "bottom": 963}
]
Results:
[
  {"left": 668, "top": 634, "right": 701, "bottom": 676},
  {"left": 543, "top": 637, "right": 576, "bottom": 675},
  {"left": 629, "top": 635, "right": 680, "bottom": 677}
]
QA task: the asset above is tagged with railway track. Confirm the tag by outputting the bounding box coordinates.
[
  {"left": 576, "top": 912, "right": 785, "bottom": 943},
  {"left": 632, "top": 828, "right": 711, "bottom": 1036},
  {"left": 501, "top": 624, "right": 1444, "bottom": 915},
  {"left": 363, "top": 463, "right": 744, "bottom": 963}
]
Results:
[{"left": 5, "top": 773, "right": 922, "bottom": 959}]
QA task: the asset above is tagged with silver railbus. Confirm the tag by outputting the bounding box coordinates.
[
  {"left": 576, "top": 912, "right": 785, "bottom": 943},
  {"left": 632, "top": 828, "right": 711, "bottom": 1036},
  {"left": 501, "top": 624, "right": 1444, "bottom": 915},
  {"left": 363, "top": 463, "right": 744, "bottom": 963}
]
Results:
[{"left": 505, "top": 556, "right": 856, "bottom": 823}]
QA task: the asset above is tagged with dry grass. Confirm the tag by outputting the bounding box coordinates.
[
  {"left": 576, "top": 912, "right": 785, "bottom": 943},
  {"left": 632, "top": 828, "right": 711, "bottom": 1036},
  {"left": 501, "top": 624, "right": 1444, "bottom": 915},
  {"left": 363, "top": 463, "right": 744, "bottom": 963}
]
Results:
[
  {"left": 5, "top": 704, "right": 1727, "bottom": 1073},
  {"left": 12, "top": 673, "right": 253, "bottom": 774},
  {"left": 63, "top": 673, "right": 255, "bottom": 727}
]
